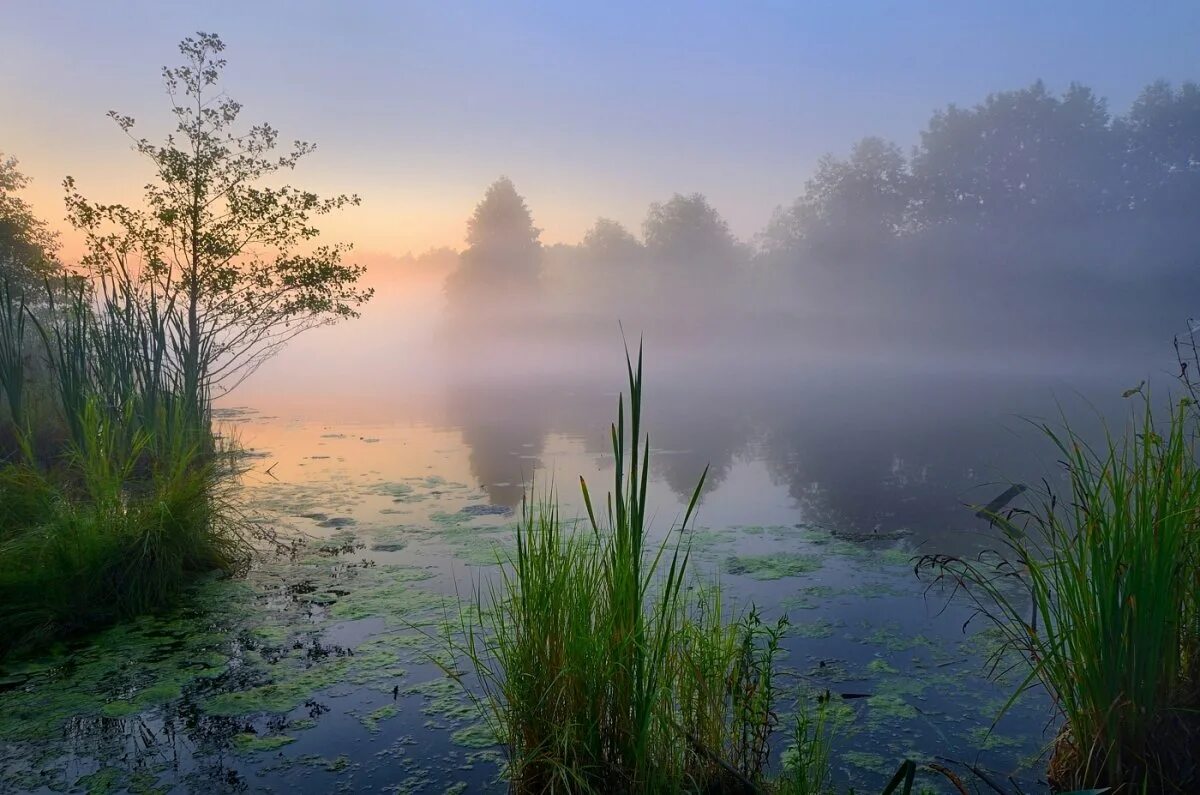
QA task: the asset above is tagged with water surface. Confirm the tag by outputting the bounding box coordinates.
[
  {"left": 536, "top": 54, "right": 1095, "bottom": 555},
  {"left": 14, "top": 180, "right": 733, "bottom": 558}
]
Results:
[{"left": 0, "top": 351, "right": 1163, "bottom": 793}]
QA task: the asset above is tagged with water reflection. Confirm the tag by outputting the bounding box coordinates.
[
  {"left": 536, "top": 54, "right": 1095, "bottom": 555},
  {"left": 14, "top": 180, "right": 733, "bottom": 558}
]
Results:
[{"left": 425, "top": 356, "right": 1140, "bottom": 555}]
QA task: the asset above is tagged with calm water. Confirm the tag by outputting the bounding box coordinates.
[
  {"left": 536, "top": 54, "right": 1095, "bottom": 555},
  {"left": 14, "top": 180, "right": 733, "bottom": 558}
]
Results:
[{"left": 0, "top": 349, "right": 1168, "bottom": 794}]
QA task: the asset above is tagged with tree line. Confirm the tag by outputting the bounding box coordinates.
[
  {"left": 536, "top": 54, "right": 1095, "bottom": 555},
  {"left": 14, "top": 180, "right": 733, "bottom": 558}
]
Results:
[{"left": 446, "top": 80, "right": 1200, "bottom": 357}]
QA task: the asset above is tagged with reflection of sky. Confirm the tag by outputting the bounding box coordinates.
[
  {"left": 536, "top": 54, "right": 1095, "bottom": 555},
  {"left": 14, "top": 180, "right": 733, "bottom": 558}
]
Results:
[
  {"left": 229, "top": 361, "right": 1136, "bottom": 556},
  {"left": 4, "top": 1, "right": 1198, "bottom": 257}
]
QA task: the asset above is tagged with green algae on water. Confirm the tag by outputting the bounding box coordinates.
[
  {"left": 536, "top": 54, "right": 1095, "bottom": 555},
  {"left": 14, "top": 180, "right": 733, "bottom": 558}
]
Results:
[
  {"left": 867, "top": 658, "right": 900, "bottom": 675},
  {"left": 451, "top": 722, "right": 498, "bottom": 749},
  {"left": 724, "top": 553, "right": 823, "bottom": 580},
  {"left": 232, "top": 733, "right": 297, "bottom": 753},
  {"left": 359, "top": 704, "right": 401, "bottom": 733}
]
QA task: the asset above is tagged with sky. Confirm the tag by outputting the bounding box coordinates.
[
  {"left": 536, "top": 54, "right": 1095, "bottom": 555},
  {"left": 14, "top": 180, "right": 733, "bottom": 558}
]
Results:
[{"left": 3, "top": 0, "right": 1199, "bottom": 264}]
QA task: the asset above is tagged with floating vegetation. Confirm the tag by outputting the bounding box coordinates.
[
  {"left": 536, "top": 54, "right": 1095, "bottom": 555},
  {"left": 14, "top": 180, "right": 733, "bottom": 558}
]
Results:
[
  {"left": 725, "top": 552, "right": 823, "bottom": 579},
  {"left": 359, "top": 704, "right": 401, "bottom": 733},
  {"left": 232, "top": 732, "right": 297, "bottom": 753},
  {"left": 458, "top": 503, "right": 513, "bottom": 517},
  {"left": 450, "top": 722, "right": 499, "bottom": 749},
  {"left": 866, "top": 659, "right": 899, "bottom": 675}
]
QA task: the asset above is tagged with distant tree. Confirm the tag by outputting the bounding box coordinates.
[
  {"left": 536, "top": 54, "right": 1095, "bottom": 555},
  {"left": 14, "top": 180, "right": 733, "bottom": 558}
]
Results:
[
  {"left": 911, "top": 81, "right": 1118, "bottom": 229},
  {"left": 582, "top": 218, "right": 643, "bottom": 265},
  {"left": 1115, "top": 80, "right": 1200, "bottom": 213},
  {"left": 787, "top": 136, "right": 910, "bottom": 260},
  {"left": 64, "top": 32, "right": 371, "bottom": 417},
  {"left": 445, "top": 177, "right": 542, "bottom": 310},
  {"left": 0, "top": 155, "right": 59, "bottom": 292},
  {"left": 643, "top": 193, "right": 743, "bottom": 280}
]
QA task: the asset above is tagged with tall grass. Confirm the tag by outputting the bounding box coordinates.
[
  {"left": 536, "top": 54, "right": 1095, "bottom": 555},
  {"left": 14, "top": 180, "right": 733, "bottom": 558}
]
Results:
[
  {"left": 0, "top": 274, "right": 249, "bottom": 657},
  {"left": 921, "top": 398, "right": 1200, "bottom": 791},
  {"left": 0, "top": 280, "right": 28, "bottom": 431},
  {"left": 448, "top": 345, "right": 807, "bottom": 793},
  {"left": 777, "top": 697, "right": 834, "bottom": 795}
]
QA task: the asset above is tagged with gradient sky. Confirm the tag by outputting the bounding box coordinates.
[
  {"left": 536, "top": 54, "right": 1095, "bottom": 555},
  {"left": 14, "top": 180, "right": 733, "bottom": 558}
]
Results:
[{"left": 3, "top": 1, "right": 1199, "bottom": 262}]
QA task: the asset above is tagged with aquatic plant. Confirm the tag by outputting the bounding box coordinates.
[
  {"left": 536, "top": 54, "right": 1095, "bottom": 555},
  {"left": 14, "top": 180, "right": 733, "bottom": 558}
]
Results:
[
  {"left": 0, "top": 273, "right": 251, "bottom": 656},
  {"left": 447, "top": 346, "right": 827, "bottom": 792},
  {"left": 920, "top": 397, "right": 1200, "bottom": 791},
  {"left": 776, "top": 694, "right": 840, "bottom": 795}
]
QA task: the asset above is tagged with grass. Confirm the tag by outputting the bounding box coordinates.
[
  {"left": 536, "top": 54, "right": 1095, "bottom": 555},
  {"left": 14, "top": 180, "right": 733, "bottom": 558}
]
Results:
[
  {"left": 921, "top": 396, "right": 1200, "bottom": 792},
  {"left": 445, "top": 345, "right": 804, "bottom": 792},
  {"left": 777, "top": 696, "right": 834, "bottom": 795},
  {"left": 0, "top": 274, "right": 250, "bottom": 657}
]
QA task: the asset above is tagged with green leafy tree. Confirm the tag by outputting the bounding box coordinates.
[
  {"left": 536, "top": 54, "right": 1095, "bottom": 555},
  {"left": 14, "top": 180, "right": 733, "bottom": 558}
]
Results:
[
  {"left": 64, "top": 32, "right": 372, "bottom": 416},
  {"left": 0, "top": 154, "right": 59, "bottom": 292}
]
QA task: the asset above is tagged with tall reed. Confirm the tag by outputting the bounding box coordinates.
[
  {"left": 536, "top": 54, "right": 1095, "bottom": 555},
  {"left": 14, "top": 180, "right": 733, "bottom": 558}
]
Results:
[
  {"left": 0, "top": 273, "right": 248, "bottom": 656},
  {"left": 448, "top": 346, "right": 816, "bottom": 793},
  {"left": 0, "top": 280, "right": 28, "bottom": 431},
  {"left": 921, "top": 397, "right": 1200, "bottom": 791}
]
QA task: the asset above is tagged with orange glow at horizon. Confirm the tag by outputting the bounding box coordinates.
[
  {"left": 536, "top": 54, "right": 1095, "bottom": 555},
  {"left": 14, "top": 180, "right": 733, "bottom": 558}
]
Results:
[{"left": 11, "top": 147, "right": 620, "bottom": 288}]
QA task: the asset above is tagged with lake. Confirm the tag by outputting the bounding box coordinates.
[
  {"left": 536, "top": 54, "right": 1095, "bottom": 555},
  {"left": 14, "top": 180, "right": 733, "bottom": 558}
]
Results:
[{"left": 0, "top": 342, "right": 1170, "bottom": 794}]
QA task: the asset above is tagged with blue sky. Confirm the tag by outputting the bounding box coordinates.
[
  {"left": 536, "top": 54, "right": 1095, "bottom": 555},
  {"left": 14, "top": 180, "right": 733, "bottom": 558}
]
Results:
[{"left": 3, "top": 1, "right": 1198, "bottom": 254}]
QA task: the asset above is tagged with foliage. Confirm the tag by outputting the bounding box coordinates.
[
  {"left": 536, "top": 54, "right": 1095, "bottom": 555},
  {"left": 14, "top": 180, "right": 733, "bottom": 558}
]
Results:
[
  {"left": 0, "top": 154, "right": 59, "bottom": 292},
  {"left": 0, "top": 430, "right": 249, "bottom": 656},
  {"left": 919, "top": 397, "right": 1200, "bottom": 791},
  {"left": 776, "top": 696, "right": 833, "bottom": 795},
  {"left": 63, "top": 32, "right": 371, "bottom": 416},
  {"left": 0, "top": 173, "right": 256, "bottom": 655}
]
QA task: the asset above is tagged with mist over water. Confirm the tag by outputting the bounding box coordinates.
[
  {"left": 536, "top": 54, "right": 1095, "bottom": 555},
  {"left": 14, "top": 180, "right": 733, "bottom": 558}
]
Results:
[
  {"left": 6, "top": 10, "right": 1200, "bottom": 791},
  {"left": 234, "top": 234, "right": 1176, "bottom": 560}
]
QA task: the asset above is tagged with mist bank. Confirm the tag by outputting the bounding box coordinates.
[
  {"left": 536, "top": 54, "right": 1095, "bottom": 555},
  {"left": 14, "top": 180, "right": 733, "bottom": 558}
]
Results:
[{"left": 428, "top": 79, "right": 1197, "bottom": 370}]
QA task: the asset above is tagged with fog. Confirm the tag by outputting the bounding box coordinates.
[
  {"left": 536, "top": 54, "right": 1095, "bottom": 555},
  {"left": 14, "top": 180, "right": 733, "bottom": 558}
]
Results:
[
  {"left": 224, "top": 79, "right": 1198, "bottom": 557},
  {"left": 241, "top": 80, "right": 1196, "bottom": 401}
]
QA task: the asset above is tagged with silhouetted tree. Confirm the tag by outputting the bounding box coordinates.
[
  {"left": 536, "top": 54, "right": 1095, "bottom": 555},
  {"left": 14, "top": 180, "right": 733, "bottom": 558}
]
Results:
[
  {"left": 1115, "top": 80, "right": 1200, "bottom": 214},
  {"left": 643, "top": 193, "right": 744, "bottom": 284},
  {"left": 911, "top": 81, "right": 1118, "bottom": 231},
  {"left": 445, "top": 177, "right": 542, "bottom": 314},
  {"left": 784, "top": 136, "right": 910, "bottom": 262},
  {"left": 64, "top": 33, "right": 371, "bottom": 417},
  {"left": 0, "top": 155, "right": 59, "bottom": 292},
  {"left": 575, "top": 218, "right": 645, "bottom": 310}
]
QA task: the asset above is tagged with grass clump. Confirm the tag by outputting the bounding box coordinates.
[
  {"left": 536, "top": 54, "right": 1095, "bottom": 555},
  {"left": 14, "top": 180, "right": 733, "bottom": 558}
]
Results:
[
  {"left": 921, "top": 397, "right": 1200, "bottom": 792},
  {"left": 447, "top": 346, "right": 803, "bottom": 793},
  {"left": 0, "top": 276, "right": 250, "bottom": 657}
]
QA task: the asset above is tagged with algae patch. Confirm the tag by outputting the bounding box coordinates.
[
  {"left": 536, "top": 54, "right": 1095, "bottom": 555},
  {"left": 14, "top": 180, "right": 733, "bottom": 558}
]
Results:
[
  {"left": 232, "top": 733, "right": 297, "bottom": 753},
  {"left": 359, "top": 704, "right": 401, "bottom": 733},
  {"left": 451, "top": 722, "right": 499, "bottom": 749},
  {"left": 725, "top": 553, "right": 823, "bottom": 580}
]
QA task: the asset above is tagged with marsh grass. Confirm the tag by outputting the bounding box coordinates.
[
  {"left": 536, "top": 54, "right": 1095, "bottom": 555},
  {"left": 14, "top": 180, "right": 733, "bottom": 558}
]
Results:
[
  {"left": 446, "top": 345, "right": 802, "bottom": 793},
  {"left": 777, "top": 697, "right": 834, "bottom": 795},
  {"left": 0, "top": 275, "right": 249, "bottom": 656},
  {"left": 921, "top": 397, "right": 1200, "bottom": 792}
]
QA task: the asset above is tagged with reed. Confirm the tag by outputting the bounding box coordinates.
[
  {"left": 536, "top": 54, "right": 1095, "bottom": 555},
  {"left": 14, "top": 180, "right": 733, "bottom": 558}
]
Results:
[
  {"left": 921, "top": 397, "right": 1200, "bottom": 791},
  {"left": 0, "top": 274, "right": 248, "bottom": 656},
  {"left": 446, "top": 345, "right": 814, "bottom": 793}
]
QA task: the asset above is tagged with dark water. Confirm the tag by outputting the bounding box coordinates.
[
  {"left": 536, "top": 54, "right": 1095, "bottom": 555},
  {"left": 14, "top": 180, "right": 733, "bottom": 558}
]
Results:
[{"left": 0, "top": 349, "right": 1171, "bottom": 794}]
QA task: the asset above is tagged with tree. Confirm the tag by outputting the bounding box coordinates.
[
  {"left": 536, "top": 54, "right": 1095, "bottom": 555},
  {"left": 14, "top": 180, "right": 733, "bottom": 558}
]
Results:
[
  {"left": 1116, "top": 80, "right": 1200, "bottom": 213},
  {"left": 0, "top": 154, "right": 59, "bottom": 292},
  {"left": 786, "top": 136, "right": 910, "bottom": 260},
  {"left": 643, "top": 193, "right": 742, "bottom": 277},
  {"left": 445, "top": 176, "right": 542, "bottom": 311},
  {"left": 581, "top": 218, "right": 643, "bottom": 265},
  {"left": 911, "top": 81, "right": 1118, "bottom": 229},
  {"left": 64, "top": 33, "right": 371, "bottom": 417}
]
